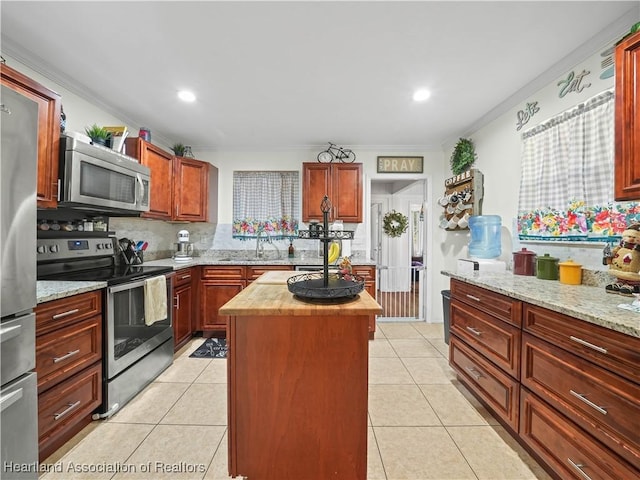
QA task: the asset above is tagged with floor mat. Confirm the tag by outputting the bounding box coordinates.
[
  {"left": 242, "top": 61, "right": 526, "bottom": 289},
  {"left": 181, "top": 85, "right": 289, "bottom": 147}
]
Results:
[{"left": 189, "top": 338, "right": 227, "bottom": 358}]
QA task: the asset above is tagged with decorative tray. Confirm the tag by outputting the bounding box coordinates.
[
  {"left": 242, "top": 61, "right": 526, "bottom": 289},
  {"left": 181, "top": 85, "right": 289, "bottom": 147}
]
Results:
[{"left": 287, "top": 272, "right": 365, "bottom": 302}]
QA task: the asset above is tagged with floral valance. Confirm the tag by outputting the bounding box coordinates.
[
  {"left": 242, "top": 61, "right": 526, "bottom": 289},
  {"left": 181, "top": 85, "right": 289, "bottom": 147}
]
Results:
[{"left": 518, "top": 200, "right": 640, "bottom": 241}]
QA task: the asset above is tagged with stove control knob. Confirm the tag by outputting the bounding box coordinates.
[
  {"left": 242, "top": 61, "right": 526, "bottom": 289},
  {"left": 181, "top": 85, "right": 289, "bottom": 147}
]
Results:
[
  {"left": 97, "top": 243, "right": 103, "bottom": 250},
  {"left": 49, "top": 245, "right": 59, "bottom": 253},
  {"left": 37, "top": 245, "right": 46, "bottom": 254},
  {"left": 105, "top": 242, "right": 112, "bottom": 249}
]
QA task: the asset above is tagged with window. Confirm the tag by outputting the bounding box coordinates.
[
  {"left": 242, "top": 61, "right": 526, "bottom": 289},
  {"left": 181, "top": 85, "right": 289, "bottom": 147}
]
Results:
[{"left": 232, "top": 171, "right": 300, "bottom": 239}]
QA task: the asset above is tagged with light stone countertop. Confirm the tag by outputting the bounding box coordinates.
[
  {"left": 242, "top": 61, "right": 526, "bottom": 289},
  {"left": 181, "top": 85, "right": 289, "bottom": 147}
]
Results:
[
  {"left": 37, "top": 280, "right": 107, "bottom": 304},
  {"left": 142, "top": 255, "right": 376, "bottom": 270},
  {"left": 442, "top": 270, "right": 640, "bottom": 339}
]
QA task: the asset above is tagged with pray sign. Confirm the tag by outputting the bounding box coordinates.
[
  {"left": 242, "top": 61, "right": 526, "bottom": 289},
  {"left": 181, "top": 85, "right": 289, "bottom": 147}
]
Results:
[{"left": 377, "top": 156, "right": 424, "bottom": 173}]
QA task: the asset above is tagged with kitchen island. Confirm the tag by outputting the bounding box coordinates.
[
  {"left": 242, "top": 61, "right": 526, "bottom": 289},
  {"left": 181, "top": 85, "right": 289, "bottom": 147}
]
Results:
[{"left": 219, "top": 271, "right": 382, "bottom": 480}]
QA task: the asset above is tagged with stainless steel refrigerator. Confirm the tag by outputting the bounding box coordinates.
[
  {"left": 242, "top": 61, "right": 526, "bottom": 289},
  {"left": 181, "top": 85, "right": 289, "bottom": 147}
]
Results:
[{"left": 1, "top": 85, "right": 39, "bottom": 478}]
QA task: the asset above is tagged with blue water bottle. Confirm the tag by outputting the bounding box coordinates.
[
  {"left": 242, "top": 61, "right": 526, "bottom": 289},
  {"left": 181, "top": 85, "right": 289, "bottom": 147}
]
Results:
[{"left": 468, "top": 215, "right": 502, "bottom": 259}]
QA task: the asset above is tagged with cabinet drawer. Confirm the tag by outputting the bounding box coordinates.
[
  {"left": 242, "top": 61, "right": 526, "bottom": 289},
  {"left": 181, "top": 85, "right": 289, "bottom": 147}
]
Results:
[
  {"left": 201, "top": 266, "right": 245, "bottom": 280},
  {"left": 38, "top": 363, "right": 102, "bottom": 449},
  {"left": 351, "top": 265, "right": 375, "bottom": 280},
  {"left": 522, "top": 333, "right": 640, "bottom": 467},
  {"left": 451, "top": 299, "right": 521, "bottom": 378},
  {"left": 450, "top": 279, "right": 522, "bottom": 327},
  {"left": 449, "top": 336, "right": 519, "bottom": 431},
  {"left": 246, "top": 265, "right": 293, "bottom": 282},
  {"left": 521, "top": 389, "right": 639, "bottom": 480},
  {"left": 523, "top": 303, "right": 640, "bottom": 384},
  {"left": 174, "top": 268, "right": 194, "bottom": 287},
  {"left": 36, "top": 290, "right": 102, "bottom": 335},
  {"left": 36, "top": 315, "right": 102, "bottom": 393}
]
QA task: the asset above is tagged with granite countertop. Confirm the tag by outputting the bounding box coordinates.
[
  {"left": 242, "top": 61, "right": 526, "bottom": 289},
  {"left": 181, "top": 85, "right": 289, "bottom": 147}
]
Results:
[
  {"left": 37, "top": 280, "right": 107, "bottom": 304},
  {"left": 142, "top": 255, "right": 376, "bottom": 270},
  {"left": 442, "top": 270, "right": 640, "bottom": 339}
]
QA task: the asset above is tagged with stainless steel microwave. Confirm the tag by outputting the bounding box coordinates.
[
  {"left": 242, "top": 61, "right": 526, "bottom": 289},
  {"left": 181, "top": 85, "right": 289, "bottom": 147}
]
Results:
[{"left": 58, "top": 135, "right": 150, "bottom": 214}]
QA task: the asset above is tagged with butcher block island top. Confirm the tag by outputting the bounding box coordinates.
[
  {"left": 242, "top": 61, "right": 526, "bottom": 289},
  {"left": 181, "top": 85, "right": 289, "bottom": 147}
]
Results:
[
  {"left": 220, "top": 271, "right": 382, "bottom": 480},
  {"left": 218, "top": 270, "right": 382, "bottom": 316}
]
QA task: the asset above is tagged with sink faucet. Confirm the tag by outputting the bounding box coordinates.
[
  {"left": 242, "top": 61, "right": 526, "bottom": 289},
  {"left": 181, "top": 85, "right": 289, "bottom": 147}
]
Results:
[{"left": 255, "top": 229, "right": 281, "bottom": 259}]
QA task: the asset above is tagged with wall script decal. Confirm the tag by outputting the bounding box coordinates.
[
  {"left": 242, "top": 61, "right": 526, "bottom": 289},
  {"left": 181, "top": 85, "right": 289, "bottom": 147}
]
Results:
[
  {"left": 516, "top": 101, "right": 540, "bottom": 131},
  {"left": 557, "top": 69, "right": 591, "bottom": 98}
]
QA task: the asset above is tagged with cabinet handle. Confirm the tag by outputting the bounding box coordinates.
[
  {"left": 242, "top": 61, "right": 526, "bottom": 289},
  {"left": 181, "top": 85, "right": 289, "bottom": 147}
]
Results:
[
  {"left": 52, "top": 308, "right": 79, "bottom": 320},
  {"left": 567, "top": 458, "right": 593, "bottom": 480},
  {"left": 466, "top": 294, "right": 481, "bottom": 302},
  {"left": 569, "top": 336, "right": 607, "bottom": 354},
  {"left": 569, "top": 390, "right": 607, "bottom": 415},
  {"left": 53, "top": 349, "right": 80, "bottom": 363},
  {"left": 465, "top": 366, "right": 483, "bottom": 380},
  {"left": 180, "top": 274, "right": 191, "bottom": 280},
  {"left": 465, "top": 326, "right": 482, "bottom": 336},
  {"left": 174, "top": 296, "right": 179, "bottom": 309},
  {"left": 53, "top": 401, "right": 81, "bottom": 420}
]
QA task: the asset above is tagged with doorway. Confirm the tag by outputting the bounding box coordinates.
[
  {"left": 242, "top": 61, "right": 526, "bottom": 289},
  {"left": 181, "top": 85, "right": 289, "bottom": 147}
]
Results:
[{"left": 369, "top": 178, "right": 428, "bottom": 321}]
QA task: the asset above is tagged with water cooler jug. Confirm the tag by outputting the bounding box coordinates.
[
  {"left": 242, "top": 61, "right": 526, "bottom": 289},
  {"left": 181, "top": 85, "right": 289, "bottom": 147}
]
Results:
[{"left": 468, "top": 215, "right": 502, "bottom": 259}]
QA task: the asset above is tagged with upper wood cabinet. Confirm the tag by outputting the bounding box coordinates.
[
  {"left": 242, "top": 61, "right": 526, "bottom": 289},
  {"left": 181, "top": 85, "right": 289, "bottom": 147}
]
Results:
[
  {"left": 125, "top": 138, "right": 217, "bottom": 222},
  {"left": 1, "top": 64, "right": 61, "bottom": 208},
  {"left": 615, "top": 30, "right": 640, "bottom": 201},
  {"left": 174, "top": 156, "right": 218, "bottom": 222},
  {"left": 302, "top": 162, "right": 362, "bottom": 223},
  {"left": 125, "top": 138, "right": 174, "bottom": 219}
]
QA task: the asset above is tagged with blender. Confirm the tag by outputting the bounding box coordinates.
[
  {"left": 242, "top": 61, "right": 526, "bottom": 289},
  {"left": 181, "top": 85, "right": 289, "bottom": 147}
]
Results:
[{"left": 173, "top": 229, "right": 193, "bottom": 262}]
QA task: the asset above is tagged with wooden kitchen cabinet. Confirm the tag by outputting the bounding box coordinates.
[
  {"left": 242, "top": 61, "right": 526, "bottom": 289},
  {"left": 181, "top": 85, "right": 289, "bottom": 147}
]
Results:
[
  {"left": 1, "top": 63, "right": 61, "bottom": 208},
  {"left": 174, "top": 156, "right": 218, "bottom": 222},
  {"left": 302, "top": 162, "right": 363, "bottom": 223},
  {"left": 35, "top": 290, "right": 103, "bottom": 461},
  {"left": 172, "top": 268, "right": 195, "bottom": 351},
  {"left": 447, "top": 278, "right": 640, "bottom": 479},
  {"left": 199, "top": 266, "right": 246, "bottom": 335},
  {"left": 126, "top": 138, "right": 218, "bottom": 222},
  {"left": 245, "top": 265, "right": 293, "bottom": 283},
  {"left": 351, "top": 265, "right": 377, "bottom": 338},
  {"left": 615, "top": 30, "right": 640, "bottom": 201},
  {"left": 126, "top": 137, "right": 174, "bottom": 219}
]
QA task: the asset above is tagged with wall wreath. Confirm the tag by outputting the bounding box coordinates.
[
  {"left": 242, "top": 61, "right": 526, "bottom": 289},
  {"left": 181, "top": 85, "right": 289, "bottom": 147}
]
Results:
[{"left": 383, "top": 210, "right": 409, "bottom": 238}]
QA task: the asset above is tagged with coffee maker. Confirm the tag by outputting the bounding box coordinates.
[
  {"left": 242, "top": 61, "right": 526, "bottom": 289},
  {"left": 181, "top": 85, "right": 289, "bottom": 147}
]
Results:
[{"left": 173, "top": 229, "right": 193, "bottom": 262}]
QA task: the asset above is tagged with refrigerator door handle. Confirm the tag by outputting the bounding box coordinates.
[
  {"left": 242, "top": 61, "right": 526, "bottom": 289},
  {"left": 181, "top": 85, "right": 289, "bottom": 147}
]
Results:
[
  {"left": 0, "top": 387, "right": 23, "bottom": 413},
  {"left": 0, "top": 323, "right": 22, "bottom": 344}
]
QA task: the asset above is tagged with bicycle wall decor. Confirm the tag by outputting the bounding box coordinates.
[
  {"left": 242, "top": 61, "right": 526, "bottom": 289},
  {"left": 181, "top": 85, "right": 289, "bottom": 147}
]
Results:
[{"left": 317, "top": 142, "right": 356, "bottom": 163}]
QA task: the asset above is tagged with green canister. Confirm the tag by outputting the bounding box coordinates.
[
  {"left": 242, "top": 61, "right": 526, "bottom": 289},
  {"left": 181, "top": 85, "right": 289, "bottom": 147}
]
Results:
[{"left": 536, "top": 253, "right": 559, "bottom": 280}]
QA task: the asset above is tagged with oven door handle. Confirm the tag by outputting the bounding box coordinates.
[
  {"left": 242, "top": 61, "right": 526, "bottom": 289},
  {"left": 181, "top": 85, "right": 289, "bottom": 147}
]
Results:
[{"left": 108, "top": 277, "right": 150, "bottom": 293}]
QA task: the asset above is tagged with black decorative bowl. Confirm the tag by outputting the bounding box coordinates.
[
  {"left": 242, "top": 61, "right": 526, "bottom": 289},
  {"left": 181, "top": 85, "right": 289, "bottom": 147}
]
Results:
[{"left": 287, "top": 272, "right": 365, "bottom": 302}]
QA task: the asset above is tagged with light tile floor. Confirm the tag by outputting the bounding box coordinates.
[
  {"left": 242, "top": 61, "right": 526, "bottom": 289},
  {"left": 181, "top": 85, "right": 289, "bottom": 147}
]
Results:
[{"left": 40, "top": 322, "right": 552, "bottom": 480}]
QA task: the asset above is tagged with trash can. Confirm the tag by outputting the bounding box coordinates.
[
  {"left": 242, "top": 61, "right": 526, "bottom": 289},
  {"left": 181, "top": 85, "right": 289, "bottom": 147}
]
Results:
[{"left": 441, "top": 290, "right": 451, "bottom": 345}]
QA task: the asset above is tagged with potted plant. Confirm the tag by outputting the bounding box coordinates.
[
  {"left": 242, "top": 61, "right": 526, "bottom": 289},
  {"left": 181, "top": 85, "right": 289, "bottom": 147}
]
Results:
[
  {"left": 171, "top": 143, "right": 186, "bottom": 156},
  {"left": 450, "top": 138, "right": 477, "bottom": 175},
  {"left": 85, "top": 124, "right": 111, "bottom": 146}
]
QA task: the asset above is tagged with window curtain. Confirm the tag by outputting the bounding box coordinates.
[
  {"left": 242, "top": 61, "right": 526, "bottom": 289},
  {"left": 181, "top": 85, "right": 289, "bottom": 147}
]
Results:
[
  {"left": 518, "top": 90, "right": 614, "bottom": 212},
  {"left": 232, "top": 171, "right": 299, "bottom": 239}
]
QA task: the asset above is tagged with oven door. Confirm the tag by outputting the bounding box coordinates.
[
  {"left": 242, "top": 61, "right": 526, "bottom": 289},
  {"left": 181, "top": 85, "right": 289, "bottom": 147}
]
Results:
[
  {"left": 60, "top": 149, "right": 150, "bottom": 214},
  {"left": 106, "top": 276, "right": 172, "bottom": 379}
]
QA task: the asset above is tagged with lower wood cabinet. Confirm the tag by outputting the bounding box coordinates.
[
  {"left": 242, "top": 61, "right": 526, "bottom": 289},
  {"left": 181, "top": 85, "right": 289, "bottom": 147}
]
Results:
[
  {"left": 35, "top": 290, "right": 103, "bottom": 461},
  {"left": 172, "top": 268, "right": 195, "bottom": 351},
  {"left": 198, "top": 265, "right": 294, "bottom": 336},
  {"left": 448, "top": 278, "right": 640, "bottom": 480},
  {"left": 351, "top": 265, "right": 377, "bottom": 338}
]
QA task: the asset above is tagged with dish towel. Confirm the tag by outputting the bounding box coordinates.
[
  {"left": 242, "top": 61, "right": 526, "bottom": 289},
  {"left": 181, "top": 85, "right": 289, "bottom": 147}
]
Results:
[{"left": 144, "top": 276, "right": 167, "bottom": 326}]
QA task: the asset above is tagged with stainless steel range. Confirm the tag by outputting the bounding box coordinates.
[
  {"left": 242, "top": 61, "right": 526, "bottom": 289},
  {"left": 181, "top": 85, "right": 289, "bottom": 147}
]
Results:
[{"left": 37, "top": 235, "right": 174, "bottom": 418}]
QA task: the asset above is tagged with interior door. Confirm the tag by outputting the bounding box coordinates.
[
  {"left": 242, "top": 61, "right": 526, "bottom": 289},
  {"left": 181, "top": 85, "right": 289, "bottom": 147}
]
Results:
[{"left": 370, "top": 203, "right": 382, "bottom": 263}]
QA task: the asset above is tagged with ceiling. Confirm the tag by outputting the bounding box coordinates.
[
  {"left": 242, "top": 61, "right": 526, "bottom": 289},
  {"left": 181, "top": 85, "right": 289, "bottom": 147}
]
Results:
[{"left": 2, "top": 1, "right": 637, "bottom": 151}]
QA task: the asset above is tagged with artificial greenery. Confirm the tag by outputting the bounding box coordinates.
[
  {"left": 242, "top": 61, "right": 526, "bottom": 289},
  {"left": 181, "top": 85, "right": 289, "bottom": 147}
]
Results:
[
  {"left": 450, "top": 138, "right": 476, "bottom": 175},
  {"left": 171, "top": 143, "right": 186, "bottom": 156},
  {"left": 84, "top": 124, "right": 111, "bottom": 144},
  {"left": 383, "top": 210, "right": 409, "bottom": 238}
]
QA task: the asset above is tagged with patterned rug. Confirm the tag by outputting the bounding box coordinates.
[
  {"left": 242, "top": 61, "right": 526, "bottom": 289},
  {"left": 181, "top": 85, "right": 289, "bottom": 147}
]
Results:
[{"left": 189, "top": 338, "right": 227, "bottom": 358}]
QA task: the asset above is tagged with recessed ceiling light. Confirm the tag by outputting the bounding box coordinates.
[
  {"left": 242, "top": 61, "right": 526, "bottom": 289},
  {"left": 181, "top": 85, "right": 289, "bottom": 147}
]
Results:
[
  {"left": 178, "top": 90, "right": 196, "bottom": 102},
  {"left": 413, "top": 89, "right": 431, "bottom": 102}
]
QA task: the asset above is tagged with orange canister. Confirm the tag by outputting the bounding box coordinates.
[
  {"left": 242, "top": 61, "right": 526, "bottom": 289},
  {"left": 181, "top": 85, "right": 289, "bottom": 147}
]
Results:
[{"left": 558, "top": 259, "right": 582, "bottom": 285}]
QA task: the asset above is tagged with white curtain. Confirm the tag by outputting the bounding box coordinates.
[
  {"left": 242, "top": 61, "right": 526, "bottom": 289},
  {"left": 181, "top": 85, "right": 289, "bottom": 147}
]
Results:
[
  {"left": 232, "top": 171, "right": 300, "bottom": 239},
  {"left": 518, "top": 90, "right": 614, "bottom": 212}
]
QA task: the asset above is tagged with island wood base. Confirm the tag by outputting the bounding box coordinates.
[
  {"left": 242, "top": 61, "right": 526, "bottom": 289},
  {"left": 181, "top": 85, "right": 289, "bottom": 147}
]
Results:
[{"left": 227, "top": 313, "right": 369, "bottom": 480}]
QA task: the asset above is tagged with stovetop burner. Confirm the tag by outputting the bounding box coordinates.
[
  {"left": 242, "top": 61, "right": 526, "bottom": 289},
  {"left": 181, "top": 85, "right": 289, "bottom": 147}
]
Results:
[{"left": 36, "top": 235, "right": 172, "bottom": 285}]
